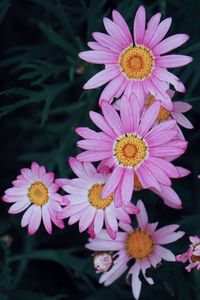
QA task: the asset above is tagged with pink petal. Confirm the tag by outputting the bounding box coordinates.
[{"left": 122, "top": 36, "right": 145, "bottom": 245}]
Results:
[
  {"left": 153, "top": 34, "right": 190, "bottom": 55},
  {"left": 136, "top": 200, "right": 148, "bottom": 229},
  {"left": 138, "top": 101, "right": 160, "bottom": 137},
  {"left": 68, "top": 157, "right": 88, "bottom": 179},
  {"left": 114, "top": 184, "right": 123, "bottom": 207},
  {"left": 21, "top": 205, "right": 35, "bottom": 227},
  {"left": 155, "top": 231, "right": 184, "bottom": 245},
  {"left": 134, "top": 5, "right": 146, "bottom": 45},
  {"left": 21, "top": 168, "right": 34, "bottom": 182},
  {"left": 103, "top": 17, "right": 130, "bottom": 47},
  {"left": 149, "top": 157, "right": 180, "bottom": 178},
  {"left": 145, "top": 120, "right": 176, "bottom": 139},
  {"left": 112, "top": 10, "right": 132, "bottom": 43},
  {"left": 102, "top": 166, "right": 124, "bottom": 198},
  {"left": 137, "top": 163, "right": 162, "bottom": 191},
  {"left": 156, "top": 54, "right": 193, "bottom": 68},
  {"left": 150, "top": 145, "right": 185, "bottom": 157},
  {"left": 76, "top": 127, "right": 112, "bottom": 142},
  {"left": 93, "top": 32, "right": 123, "bottom": 52},
  {"left": 143, "top": 13, "right": 161, "bottom": 46},
  {"left": 28, "top": 205, "right": 42, "bottom": 235},
  {"left": 121, "top": 168, "right": 134, "bottom": 205},
  {"left": 77, "top": 139, "right": 112, "bottom": 151},
  {"left": 86, "top": 240, "right": 124, "bottom": 251},
  {"left": 94, "top": 209, "right": 104, "bottom": 235},
  {"left": 99, "top": 75, "right": 125, "bottom": 105},
  {"left": 148, "top": 17, "right": 172, "bottom": 48},
  {"left": 89, "top": 111, "right": 116, "bottom": 137},
  {"left": 144, "top": 160, "right": 171, "bottom": 186},
  {"left": 83, "top": 67, "right": 120, "bottom": 89},
  {"left": 153, "top": 224, "right": 180, "bottom": 240},
  {"left": 79, "top": 206, "right": 96, "bottom": 232},
  {"left": 42, "top": 205, "right": 52, "bottom": 234},
  {"left": 31, "top": 162, "right": 40, "bottom": 179},
  {"left": 105, "top": 208, "right": 118, "bottom": 232},
  {"left": 130, "top": 261, "right": 142, "bottom": 300},
  {"left": 158, "top": 185, "right": 182, "bottom": 209},
  {"left": 5, "top": 187, "right": 27, "bottom": 196},
  {"left": 8, "top": 199, "right": 30, "bottom": 214},
  {"left": 101, "top": 101, "right": 125, "bottom": 136},
  {"left": 146, "top": 129, "right": 178, "bottom": 146},
  {"left": 87, "top": 41, "right": 106, "bottom": 51},
  {"left": 129, "top": 93, "right": 140, "bottom": 131},
  {"left": 76, "top": 150, "right": 111, "bottom": 162},
  {"left": 79, "top": 50, "right": 118, "bottom": 64},
  {"left": 154, "top": 68, "right": 185, "bottom": 93},
  {"left": 120, "top": 95, "right": 134, "bottom": 133},
  {"left": 114, "top": 207, "right": 131, "bottom": 224},
  {"left": 173, "top": 101, "right": 192, "bottom": 113},
  {"left": 154, "top": 245, "right": 175, "bottom": 261},
  {"left": 171, "top": 112, "right": 193, "bottom": 129}
]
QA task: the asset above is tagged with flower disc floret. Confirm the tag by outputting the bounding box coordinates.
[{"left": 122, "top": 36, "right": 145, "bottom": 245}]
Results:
[{"left": 119, "top": 45, "right": 154, "bottom": 80}]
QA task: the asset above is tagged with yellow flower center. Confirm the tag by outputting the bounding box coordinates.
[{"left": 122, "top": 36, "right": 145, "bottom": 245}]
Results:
[
  {"left": 191, "top": 255, "right": 200, "bottom": 262},
  {"left": 126, "top": 230, "right": 154, "bottom": 259},
  {"left": 114, "top": 135, "right": 147, "bottom": 168},
  {"left": 119, "top": 45, "right": 154, "bottom": 80},
  {"left": 191, "top": 243, "right": 200, "bottom": 262},
  {"left": 88, "top": 184, "right": 113, "bottom": 209},
  {"left": 28, "top": 181, "right": 49, "bottom": 206},
  {"left": 147, "top": 95, "right": 171, "bottom": 122},
  {"left": 134, "top": 174, "right": 143, "bottom": 190}
]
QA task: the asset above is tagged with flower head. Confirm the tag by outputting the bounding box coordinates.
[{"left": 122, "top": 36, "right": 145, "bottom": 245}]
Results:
[
  {"left": 76, "top": 95, "right": 188, "bottom": 206},
  {"left": 177, "top": 236, "right": 200, "bottom": 272},
  {"left": 86, "top": 200, "right": 184, "bottom": 300},
  {"left": 79, "top": 6, "right": 192, "bottom": 108},
  {"left": 2, "top": 162, "right": 65, "bottom": 235},
  {"left": 56, "top": 158, "right": 139, "bottom": 239}
]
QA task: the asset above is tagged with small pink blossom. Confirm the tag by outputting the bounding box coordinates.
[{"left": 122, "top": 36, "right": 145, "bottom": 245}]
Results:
[
  {"left": 2, "top": 162, "right": 65, "bottom": 235},
  {"left": 177, "top": 235, "right": 200, "bottom": 271}
]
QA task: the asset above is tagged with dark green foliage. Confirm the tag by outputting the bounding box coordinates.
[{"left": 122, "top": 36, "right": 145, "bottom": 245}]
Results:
[{"left": 0, "top": 0, "right": 200, "bottom": 299}]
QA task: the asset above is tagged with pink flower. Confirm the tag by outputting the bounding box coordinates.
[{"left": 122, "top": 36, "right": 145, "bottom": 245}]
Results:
[
  {"left": 177, "top": 236, "right": 200, "bottom": 272},
  {"left": 145, "top": 90, "right": 193, "bottom": 129},
  {"left": 86, "top": 200, "right": 184, "bottom": 300},
  {"left": 56, "top": 157, "right": 139, "bottom": 239},
  {"left": 79, "top": 6, "right": 192, "bottom": 108},
  {"left": 76, "top": 95, "right": 188, "bottom": 206},
  {"left": 2, "top": 162, "right": 65, "bottom": 235}
]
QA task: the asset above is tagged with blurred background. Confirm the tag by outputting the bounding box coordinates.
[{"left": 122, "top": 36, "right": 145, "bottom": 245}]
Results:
[{"left": 0, "top": 0, "right": 200, "bottom": 299}]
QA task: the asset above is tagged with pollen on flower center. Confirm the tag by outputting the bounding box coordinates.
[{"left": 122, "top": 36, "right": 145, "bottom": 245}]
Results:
[
  {"left": 119, "top": 45, "right": 154, "bottom": 80},
  {"left": 88, "top": 184, "right": 113, "bottom": 209},
  {"left": 126, "top": 230, "right": 154, "bottom": 259},
  {"left": 147, "top": 95, "right": 171, "bottom": 122},
  {"left": 114, "top": 135, "right": 148, "bottom": 168},
  {"left": 28, "top": 181, "right": 49, "bottom": 206}
]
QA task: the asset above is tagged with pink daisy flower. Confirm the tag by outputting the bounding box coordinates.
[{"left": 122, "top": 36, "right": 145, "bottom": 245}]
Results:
[
  {"left": 2, "top": 162, "right": 65, "bottom": 235},
  {"left": 177, "top": 236, "right": 200, "bottom": 272},
  {"left": 56, "top": 157, "right": 139, "bottom": 239},
  {"left": 79, "top": 5, "right": 192, "bottom": 108},
  {"left": 76, "top": 95, "right": 188, "bottom": 206},
  {"left": 86, "top": 200, "right": 184, "bottom": 300}
]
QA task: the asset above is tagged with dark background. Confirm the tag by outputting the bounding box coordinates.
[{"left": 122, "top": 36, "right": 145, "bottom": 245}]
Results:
[{"left": 0, "top": 0, "right": 200, "bottom": 299}]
